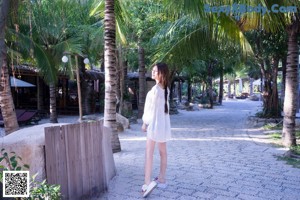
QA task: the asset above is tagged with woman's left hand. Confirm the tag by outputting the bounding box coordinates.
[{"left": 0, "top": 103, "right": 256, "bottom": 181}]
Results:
[{"left": 142, "top": 123, "right": 147, "bottom": 132}]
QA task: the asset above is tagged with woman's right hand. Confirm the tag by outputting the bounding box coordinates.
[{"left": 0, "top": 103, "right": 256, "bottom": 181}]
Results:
[{"left": 142, "top": 123, "right": 147, "bottom": 132}]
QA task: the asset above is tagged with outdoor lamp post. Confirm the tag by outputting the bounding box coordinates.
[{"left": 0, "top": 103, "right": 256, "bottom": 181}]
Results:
[
  {"left": 62, "top": 54, "right": 84, "bottom": 122},
  {"left": 84, "top": 58, "right": 89, "bottom": 65},
  {"left": 62, "top": 55, "right": 68, "bottom": 63}
]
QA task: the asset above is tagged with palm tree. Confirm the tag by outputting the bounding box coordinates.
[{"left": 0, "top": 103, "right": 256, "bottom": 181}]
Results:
[
  {"left": 282, "top": 14, "right": 299, "bottom": 147},
  {"left": 104, "top": 0, "right": 121, "bottom": 153},
  {"left": 151, "top": 13, "right": 249, "bottom": 108},
  {"left": 91, "top": 0, "right": 132, "bottom": 152},
  {"left": 9, "top": 0, "right": 86, "bottom": 124},
  {"left": 0, "top": 0, "right": 19, "bottom": 134},
  {"left": 137, "top": 40, "right": 146, "bottom": 118},
  {"left": 237, "top": 0, "right": 300, "bottom": 146},
  {"left": 157, "top": 0, "right": 299, "bottom": 146},
  {"left": 29, "top": 1, "right": 79, "bottom": 123},
  {"left": 122, "top": 0, "right": 168, "bottom": 117}
]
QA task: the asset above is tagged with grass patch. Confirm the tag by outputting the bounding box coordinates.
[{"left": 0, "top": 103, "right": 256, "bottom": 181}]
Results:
[
  {"left": 291, "top": 145, "right": 300, "bottom": 155},
  {"left": 296, "top": 130, "right": 300, "bottom": 139},
  {"left": 276, "top": 156, "right": 300, "bottom": 169},
  {"left": 270, "top": 132, "right": 281, "bottom": 140},
  {"left": 263, "top": 123, "right": 283, "bottom": 130}
]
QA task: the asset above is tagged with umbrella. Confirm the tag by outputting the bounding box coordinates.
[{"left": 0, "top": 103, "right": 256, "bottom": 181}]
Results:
[{"left": 10, "top": 77, "right": 36, "bottom": 87}]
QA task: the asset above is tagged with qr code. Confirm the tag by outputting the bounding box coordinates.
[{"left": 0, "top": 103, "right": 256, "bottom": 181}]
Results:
[{"left": 2, "top": 171, "right": 29, "bottom": 197}]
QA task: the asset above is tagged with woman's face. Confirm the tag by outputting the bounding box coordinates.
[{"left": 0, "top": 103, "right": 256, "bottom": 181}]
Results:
[{"left": 151, "top": 66, "right": 159, "bottom": 81}]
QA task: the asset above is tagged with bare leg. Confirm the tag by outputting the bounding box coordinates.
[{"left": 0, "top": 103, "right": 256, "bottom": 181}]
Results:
[
  {"left": 157, "top": 142, "right": 167, "bottom": 183},
  {"left": 144, "top": 138, "right": 156, "bottom": 185}
]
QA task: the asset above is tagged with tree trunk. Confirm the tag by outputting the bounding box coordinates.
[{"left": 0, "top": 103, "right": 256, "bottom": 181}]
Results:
[
  {"left": 75, "top": 56, "right": 83, "bottom": 121},
  {"left": 117, "top": 46, "right": 125, "bottom": 114},
  {"left": 178, "top": 80, "right": 182, "bottom": 103},
  {"left": 0, "top": 58, "right": 19, "bottom": 135},
  {"left": 0, "top": 0, "right": 9, "bottom": 79},
  {"left": 281, "top": 57, "right": 287, "bottom": 105},
  {"left": 227, "top": 80, "right": 231, "bottom": 98},
  {"left": 218, "top": 67, "right": 224, "bottom": 105},
  {"left": 271, "top": 58, "right": 280, "bottom": 117},
  {"left": 233, "top": 80, "right": 236, "bottom": 97},
  {"left": 207, "top": 63, "right": 213, "bottom": 108},
  {"left": 249, "top": 78, "right": 253, "bottom": 96},
  {"left": 79, "top": 57, "right": 90, "bottom": 115},
  {"left": 49, "top": 83, "right": 58, "bottom": 123},
  {"left": 137, "top": 41, "right": 146, "bottom": 118},
  {"left": 115, "top": 47, "right": 124, "bottom": 115},
  {"left": 0, "top": 0, "right": 19, "bottom": 134},
  {"left": 260, "top": 58, "right": 281, "bottom": 118},
  {"left": 104, "top": 0, "right": 121, "bottom": 153},
  {"left": 187, "top": 79, "right": 192, "bottom": 102},
  {"left": 168, "top": 69, "right": 176, "bottom": 100},
  {"left": 282, "top": 17, "right": 299, "bottom": 147},
  {"left": 37, "top": 77, "right": 44, "bottom": 111},
  {"left": 169, "top": 69, "right": 178, "bottom": 114}
]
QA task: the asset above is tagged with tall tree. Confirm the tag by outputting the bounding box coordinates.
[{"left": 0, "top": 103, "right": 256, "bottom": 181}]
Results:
[
  {"left": 13, "top": 0, "right": 89, "bottom": 123},
  {"left": 28, "top": 0, "right": 81, "bottom": 123},
  {"left": 0, "top": 0, "right": 19, "bottom": 134},
  {"left": 158, "top": 0, "right": 299, "bottom": 146},
  {"left": 124, "top": 0, "right": 166, "bottom": 117},
  {"left": 104, "top": 0, "right": 121, "bottom": 153},
  {"left": 282, "top": 14, "right": 299, "bottom": 147},
  {"left": 91, "top": 0, "right": 129, "bottom": 152},
  {"left": 245, "top": 30, "right": 287, "bottom": 118},
  {"left": 233, "top": 0, "right": 299, "bottom": 146},
  {"left": 137, "top": 40, "right": 146, "bottom": 118}
]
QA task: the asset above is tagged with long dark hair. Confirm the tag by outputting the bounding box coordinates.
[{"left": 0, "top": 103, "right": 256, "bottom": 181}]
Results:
[{"left": 155, "top": 62, "right": 169, "bottom": 114}]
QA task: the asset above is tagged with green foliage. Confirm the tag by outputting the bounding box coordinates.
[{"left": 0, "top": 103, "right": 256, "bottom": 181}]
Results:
[
  {"left": 7, "top": 0, "right": 103, "bottom": 85},
  {"left": 263, "top": 122, "right": 283, "bottom": 130},
  {"left": 276, "top": 156, "right": 300, "bottom": 169},
  {"left": 121, "top": 109, "right": 132, "bottom": 118},
  {"left": 291, "top": 145, "right": 300, "bottom": 156},
  {"left": 29, "top": 175, "right": 61, "bottom": 200},
  {"left": 0, "top": 148, "right": 30, "bottom": 181},
  {"left": 270, "top": 133, "right": 281, "bottom": 140},
  {"left": 0, "top": 149, "right": 29, "bottom": 199},
  {"left": 255, "top": 111, "right": 264, "bottom": 118},
  {"left": 0, "top": 149, "right": 61, "bottom": 199},
  {"left": 255, "top": 109, "right": 282, "bottom": 119},
  {"left": 123, "top": 0, "right": 167, "bottom": 70},
  {"left": 296, "top": 130, "right": 300, "bottom": 139}
]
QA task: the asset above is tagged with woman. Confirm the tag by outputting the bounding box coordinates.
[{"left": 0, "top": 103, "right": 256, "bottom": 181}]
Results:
[{"left": 141, "top": 63, "right": 171, "bottom": 198}]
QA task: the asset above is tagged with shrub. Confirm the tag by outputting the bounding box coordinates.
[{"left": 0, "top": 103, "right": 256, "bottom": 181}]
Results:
[{"left": 0, "top": 149, "right": 61, "bottom": 199}]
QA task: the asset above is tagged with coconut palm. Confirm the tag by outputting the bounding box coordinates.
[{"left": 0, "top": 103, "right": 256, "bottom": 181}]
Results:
[
  {"left": 236, "top": 0, "right": 300, "bottom": 146},
  {"left": 157, "top": 0, "right": 299, "bottom": 147},
  {"left": 151, "top": 11, "right": 249, "bottom": 107},
  {"left": 137, "top": 42, "right": 146, "bottom": 118},
  {"left": 125, "top": 1, "right": 154, "bottom": 118},
  {"left": 282, "top": 14, "right": 299, "bottom": 147},
  {"left": 91, "top": 0, "right": 133, "bottom": 153},
  {"left": 11, "top": 0, "right": 85, "bottom": 123},
  {"left": 0, "top": 0, "right": 19, "bottom": 134},
  {"left": 102, "top": 0, "right": 121, "bottom": 153}
]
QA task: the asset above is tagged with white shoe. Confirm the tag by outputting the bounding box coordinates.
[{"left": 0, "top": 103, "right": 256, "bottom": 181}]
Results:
[
  {"left": 154, "top": 177, "right": 167, "bottom": 188},
  {"left": 142, "top": 181, "right": 157, "bottom": 198}
]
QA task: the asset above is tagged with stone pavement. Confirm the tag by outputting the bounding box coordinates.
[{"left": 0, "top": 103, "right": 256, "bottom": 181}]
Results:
[{"left": 96, "top": 100, "right": 300, "bottom": 200}]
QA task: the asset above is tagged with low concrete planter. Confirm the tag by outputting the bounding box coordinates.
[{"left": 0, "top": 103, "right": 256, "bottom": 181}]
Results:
[{"left": 0, "top": 123, "right": 68, "bottom": 181}]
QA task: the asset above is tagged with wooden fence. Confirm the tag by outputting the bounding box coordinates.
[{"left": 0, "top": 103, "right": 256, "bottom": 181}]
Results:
[{"left": 44, "top": 120, "right": 107, "bottom": 200}]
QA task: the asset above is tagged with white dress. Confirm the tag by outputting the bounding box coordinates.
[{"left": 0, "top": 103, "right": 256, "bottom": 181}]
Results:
[{"left": 142, "top": 84, "right": 172, "bottom": 142}]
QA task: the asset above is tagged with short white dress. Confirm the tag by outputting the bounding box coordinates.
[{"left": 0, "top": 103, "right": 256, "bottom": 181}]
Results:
[{"left": 142, "top": 84, "right": 172, "bottom": 142}]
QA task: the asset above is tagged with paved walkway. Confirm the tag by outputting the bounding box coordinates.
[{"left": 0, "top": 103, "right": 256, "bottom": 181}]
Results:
[{"left": 98, "top": 100, "right": 300, "bottom": 200}]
